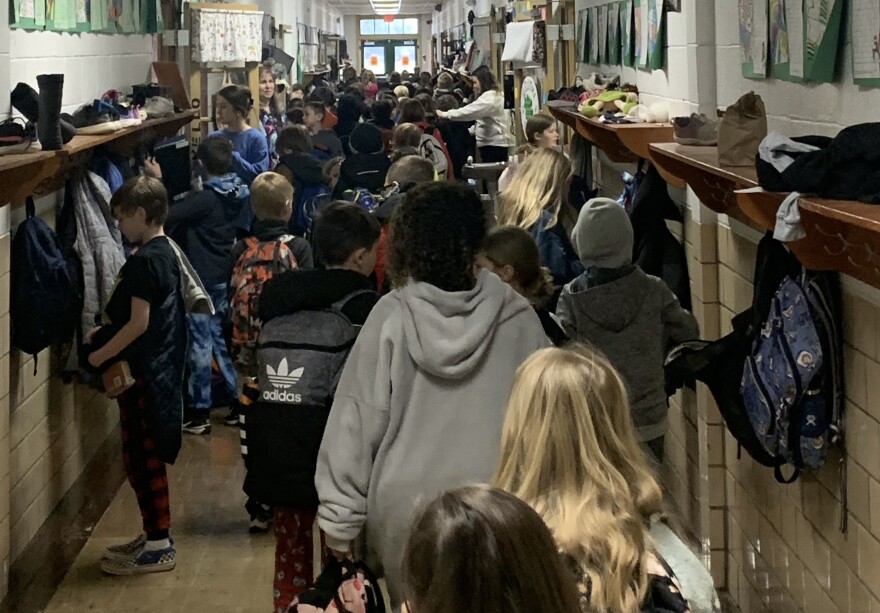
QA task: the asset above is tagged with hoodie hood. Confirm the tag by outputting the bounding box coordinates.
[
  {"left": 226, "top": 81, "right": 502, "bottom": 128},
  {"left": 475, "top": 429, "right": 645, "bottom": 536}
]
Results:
[
  {"left": 264, "top": 268, "right": 373, "bottom": 312},
  {"left": 349, "top": 122, "right": 384, "bottom": 154},
  {"left": 566, "top": 267, "right": 649, "bottom": 332},
  {"left": 204, "top": 173, "right": 250, "bottom": 211},
  {"left": 394, "top": 269, "right": 533, "bottom": 379},
  {"left": 279, "top": 153, "right": 324, "bottom": 187},
  {"left": 571, "top": 197, "right": 633, "bottom": 268}
]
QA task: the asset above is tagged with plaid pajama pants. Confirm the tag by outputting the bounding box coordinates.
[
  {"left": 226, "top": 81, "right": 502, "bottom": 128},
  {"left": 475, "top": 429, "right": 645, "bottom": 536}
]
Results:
[
  {"left": 273, "top": 507, "right": 324, "bottom": 613},
  {"left": 117, "top": 379, "right": 171, "bottom": 540}
]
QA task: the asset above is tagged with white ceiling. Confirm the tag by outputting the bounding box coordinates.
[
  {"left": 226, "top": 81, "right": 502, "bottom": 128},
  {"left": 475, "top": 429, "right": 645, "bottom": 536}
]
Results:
[{"left": 324, "top": 0, "right": 438, "bottom": 17}]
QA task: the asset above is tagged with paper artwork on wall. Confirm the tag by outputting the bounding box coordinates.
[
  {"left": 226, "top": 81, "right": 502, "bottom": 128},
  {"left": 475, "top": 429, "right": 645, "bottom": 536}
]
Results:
[
  {"left": 852, "top": 0, "right": 880, "bottom": 85},
  {"left": 598, "top": 4, "right": 607, "bottom": 63},
  {"left": 739, "top": 0, "right": 768, "bottom": 78}
]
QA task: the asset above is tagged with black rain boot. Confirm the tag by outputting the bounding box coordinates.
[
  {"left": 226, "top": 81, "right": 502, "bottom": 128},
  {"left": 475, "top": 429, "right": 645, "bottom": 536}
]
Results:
[
  {"left": 35, "top": 75, "right": 72, "bottom": 149},
  {"left": 12, "top": 82, "right": 76, "bottom": 144}
]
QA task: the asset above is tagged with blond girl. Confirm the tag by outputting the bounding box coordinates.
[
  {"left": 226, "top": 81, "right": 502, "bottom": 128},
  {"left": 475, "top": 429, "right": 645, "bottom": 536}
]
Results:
[
  {"left": 496, "top": 148, "right": 583, "bottom": 288},
  {"left": 493, "top": 346, "right": 691, "bottom": 613}
]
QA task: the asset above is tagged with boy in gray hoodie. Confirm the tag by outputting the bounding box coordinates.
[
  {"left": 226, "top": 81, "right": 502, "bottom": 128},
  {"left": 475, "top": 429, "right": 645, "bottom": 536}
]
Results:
[
  {"left": 556, "top": 198, "right": 699, "bottom": 462},
  {"left": 315, "top": 183, "right": 549, "bottom": 605}
]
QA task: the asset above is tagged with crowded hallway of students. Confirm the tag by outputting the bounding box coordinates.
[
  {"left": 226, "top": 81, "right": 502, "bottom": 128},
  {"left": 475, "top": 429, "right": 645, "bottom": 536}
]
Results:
[{"left": 0, "top": 1, "right": 877, "bottom": 612}]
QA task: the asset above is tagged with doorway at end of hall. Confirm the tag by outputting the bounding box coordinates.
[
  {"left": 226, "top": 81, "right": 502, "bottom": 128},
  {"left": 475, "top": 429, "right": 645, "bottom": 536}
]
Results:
[{"left": 362, "top": 39, "right": 418, "bottom": 77}]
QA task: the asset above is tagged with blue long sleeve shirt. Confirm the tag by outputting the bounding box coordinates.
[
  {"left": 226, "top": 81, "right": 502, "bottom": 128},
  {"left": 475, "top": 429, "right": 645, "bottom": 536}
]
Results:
[{"left": 210, "top": 127, "right": 269, "bottom": 185}]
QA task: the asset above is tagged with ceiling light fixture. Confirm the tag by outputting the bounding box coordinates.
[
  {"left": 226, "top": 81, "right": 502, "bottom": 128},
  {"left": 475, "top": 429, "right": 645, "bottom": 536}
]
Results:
[{"left": 370, "top": 0, "right": 401, "bottom": 15}]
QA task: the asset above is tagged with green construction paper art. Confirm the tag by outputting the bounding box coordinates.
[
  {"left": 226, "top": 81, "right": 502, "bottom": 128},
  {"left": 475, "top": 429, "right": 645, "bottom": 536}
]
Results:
[
  {"left": 623, "top": 0, "right": 634, "bottom": 66},
  {"left": 803, "top": 0, "right": 843, "bottom": 82},
  {"left": 607, "top": 1, "right": 621, "bottom": 65},
  {"left": 647, "top": 0, "right": 664, "bottom": 69}
]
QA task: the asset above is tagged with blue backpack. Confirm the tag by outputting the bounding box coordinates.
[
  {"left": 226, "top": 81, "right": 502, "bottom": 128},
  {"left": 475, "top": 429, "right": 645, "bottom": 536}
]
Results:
[
  {"left": 741, "top": 271, "right": 843, "bottom": 481},
  {"left": 291, "top": 184, "right": 332, "bottom": 236},
  {"left": 10, "top": 197, "right": 80, "bottom": 368}
]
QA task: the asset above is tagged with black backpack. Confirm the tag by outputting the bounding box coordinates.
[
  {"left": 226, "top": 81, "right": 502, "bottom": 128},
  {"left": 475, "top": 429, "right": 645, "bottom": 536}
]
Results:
[{"left": 11, "top": 197, "right": 80, "bottom": 370}]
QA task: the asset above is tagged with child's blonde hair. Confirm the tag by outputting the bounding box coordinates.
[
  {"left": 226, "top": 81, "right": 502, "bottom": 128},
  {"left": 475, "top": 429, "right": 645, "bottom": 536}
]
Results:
[
  {"left": 251, "top": 172, "right": 293, "bottom": 221},
  {"left": 496, "top": 148, "right": 571, "bottom": 231},
  {"left": 480, "top": 226, "right": 554, "bottom": 306},
  {"left": 493, "top": 345, "right": 665, "bottom": 613}
]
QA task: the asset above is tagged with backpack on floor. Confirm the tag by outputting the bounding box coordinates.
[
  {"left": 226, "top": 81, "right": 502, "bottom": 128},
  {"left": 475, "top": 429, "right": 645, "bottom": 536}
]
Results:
[
  {"left": 741, "top": 268, "right": 843, "bottom": 482},
  {"left": 229, "top": 236, "right": 298, "bottom": 374},
  {"left": 289, "top": 556, "right": 386, "bottom": 613},
  {"left": 243, "top": 289, "right": 372, "bottom": 508},
  {"left": 10, "top": 197, "right": 80, "bottom": 369},
  {"left": 419, "top": 128, "right": 449, "bottom": 177}
]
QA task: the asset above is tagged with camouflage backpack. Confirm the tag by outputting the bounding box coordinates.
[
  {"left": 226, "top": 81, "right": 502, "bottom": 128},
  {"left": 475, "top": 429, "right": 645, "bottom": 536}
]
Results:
[{"left": 229, "top": 236, "right": 298, "bottom": 375}]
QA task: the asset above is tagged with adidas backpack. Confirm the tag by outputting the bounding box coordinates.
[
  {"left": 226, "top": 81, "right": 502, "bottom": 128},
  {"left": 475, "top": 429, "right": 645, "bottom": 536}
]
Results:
[
  {"left": 11, "top": 197, "right": 80, "bottom": 368},
  {"left": 419, "top": 128, "right": 449, "bottom": 177},
  {"left": 229, "top": 236, "right": 298, "bottom": 374},
  {"left": 242, "top": 290, "right": 372, "bottom": 508}
]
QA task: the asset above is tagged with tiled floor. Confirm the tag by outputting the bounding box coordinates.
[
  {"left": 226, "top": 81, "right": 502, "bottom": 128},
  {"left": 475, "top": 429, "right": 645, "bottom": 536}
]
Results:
[{"left": 44, "top": 414, "right": 276, "bottom": 613}]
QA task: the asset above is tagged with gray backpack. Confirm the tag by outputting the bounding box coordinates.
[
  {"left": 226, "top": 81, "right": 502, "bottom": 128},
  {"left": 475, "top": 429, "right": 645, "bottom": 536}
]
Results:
[{"left": 242, "top": 289, "right": 372, "bottom": 508}]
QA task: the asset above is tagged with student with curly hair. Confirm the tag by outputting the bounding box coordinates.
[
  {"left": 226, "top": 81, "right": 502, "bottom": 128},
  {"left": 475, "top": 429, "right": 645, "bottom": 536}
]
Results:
[{"left": 315, "top": 182, "right": 549, "bottom": 606}]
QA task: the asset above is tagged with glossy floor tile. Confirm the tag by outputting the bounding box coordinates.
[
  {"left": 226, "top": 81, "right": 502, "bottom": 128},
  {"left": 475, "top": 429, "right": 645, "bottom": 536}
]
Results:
[{"left": 44, "top": 413, "right": 276, "bottom": 613}]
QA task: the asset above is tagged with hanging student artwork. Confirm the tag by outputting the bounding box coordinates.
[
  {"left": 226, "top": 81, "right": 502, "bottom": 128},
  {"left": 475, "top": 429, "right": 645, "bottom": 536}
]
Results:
[
  {"left": 520, "top": 76, "right": 540, "bottom": 130},
  {"left": 607, "top": 2, "right": 621, "bottom": 65},
  {"left": 851, "top": 0, "right": 880, "bottom": 85},
  {"left": 623, "top": 0, "right": 635, "bottom": 66},
  {"left": 647, "top": 0, "right": 664, "bottom": 69},
  {"left": 12, "top": 0, "right": 160, "bottom": 34},
  {"left": 738, "top": 0, "right": 768, "bottom": 78},
  {"left": 598, "top": 4, "right": 608, "bottom": 63}
]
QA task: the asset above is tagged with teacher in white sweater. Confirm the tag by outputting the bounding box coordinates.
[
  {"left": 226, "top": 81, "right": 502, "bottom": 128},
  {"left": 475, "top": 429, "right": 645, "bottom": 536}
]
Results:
[{"left": 436, "top": 65, "right": 513, "bottom": 163}]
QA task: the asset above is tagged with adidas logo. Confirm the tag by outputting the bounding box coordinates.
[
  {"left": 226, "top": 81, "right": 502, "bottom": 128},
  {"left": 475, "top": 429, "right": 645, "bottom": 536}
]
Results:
[{"left": 266, "top": 358, "right": 304, "bottom": 389}]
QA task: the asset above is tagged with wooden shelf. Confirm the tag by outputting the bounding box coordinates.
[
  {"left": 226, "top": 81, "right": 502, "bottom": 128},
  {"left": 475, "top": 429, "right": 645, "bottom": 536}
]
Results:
[
  {"left": 736, "top": 190, "right": 880, "bottom": 288},
  {"left": 0, "top": 110, "right": 197, "bottom": 207},
  {"left": 0, "top": 151, "right": 62, "bottom": 206},
  {"left": 648, "top": 142, "right": 760, "bottom": 228},
  {"left": 547, "top": 104, "right": 684, "bottom": 187}
]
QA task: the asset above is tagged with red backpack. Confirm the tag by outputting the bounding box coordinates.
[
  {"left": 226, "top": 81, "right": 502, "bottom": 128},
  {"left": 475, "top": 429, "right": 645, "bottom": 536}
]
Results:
[{"left": 230, "top": 236, "right": 297, "bottom": 374}]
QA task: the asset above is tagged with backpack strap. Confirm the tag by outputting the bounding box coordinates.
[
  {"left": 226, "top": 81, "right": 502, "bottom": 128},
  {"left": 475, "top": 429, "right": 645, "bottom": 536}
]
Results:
[
  {"left": 25, "top": 196, "right": 35, "bottom": 219},
  {"left": 330, "top": 289, "right": 375, "bottom": 332}
]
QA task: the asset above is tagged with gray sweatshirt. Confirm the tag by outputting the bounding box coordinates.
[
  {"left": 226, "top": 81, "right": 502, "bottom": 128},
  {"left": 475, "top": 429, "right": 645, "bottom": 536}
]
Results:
[
  {"left": 556, "top": 268, "right": 699, "bottom": 442},
  {"left": 316, "top": 269, "right": 549, "bottom": 602}
]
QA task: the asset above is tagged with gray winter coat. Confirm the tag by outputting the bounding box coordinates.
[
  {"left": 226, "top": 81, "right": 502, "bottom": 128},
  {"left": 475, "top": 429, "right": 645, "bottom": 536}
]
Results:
[
  {"left": 556, "top": 267, "right": 698, "bottom": 442},
  {"left": 70, "top": 170, "right": 126, "bottom": 338}
]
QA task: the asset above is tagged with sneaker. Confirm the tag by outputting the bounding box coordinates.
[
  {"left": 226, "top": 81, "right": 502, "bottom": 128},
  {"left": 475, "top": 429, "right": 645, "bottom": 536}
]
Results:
[
  {"left": 224, "top": 407, "right": 241, "bottom": 427},
  {"left": 103, "top": 534, "right": 175, "bottom": 561},
  {"left": 672, "top": 113, "right": 719, "bottom": 146},
  {"left": 246, "top": 499, "right": 272, "bottom": 534},
  {"left": 182, "top": 416, "right": 211, "bottom": 435},
  {"left": 100, "top": 545, "right": 176, "bottom": 575}
]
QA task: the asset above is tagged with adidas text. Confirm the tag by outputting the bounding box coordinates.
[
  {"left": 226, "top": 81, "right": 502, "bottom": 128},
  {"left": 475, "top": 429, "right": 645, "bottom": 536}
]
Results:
[{"left": 262, "top": 389, "right": 302, "bottom": 403}]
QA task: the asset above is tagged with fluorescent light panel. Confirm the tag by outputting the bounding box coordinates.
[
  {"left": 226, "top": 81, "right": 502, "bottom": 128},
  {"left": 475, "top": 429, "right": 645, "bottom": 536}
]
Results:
[{"left": 370, "top": 0, "right": 401, "bottom": 14}]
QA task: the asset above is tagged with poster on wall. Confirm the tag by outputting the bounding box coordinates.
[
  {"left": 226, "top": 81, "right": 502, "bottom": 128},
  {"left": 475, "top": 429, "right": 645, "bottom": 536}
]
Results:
[
  {"left": 738, "top": 0, "right": 768, "bottom": 78},
  {"left": 520, "top": 76, "right": 540, "bottom": 130},
  {"left": 852, "top": 0, "right": 880, "bottom": 85},
  {"left": 803, "top": 0, "right": 843, "bottom": 81}
]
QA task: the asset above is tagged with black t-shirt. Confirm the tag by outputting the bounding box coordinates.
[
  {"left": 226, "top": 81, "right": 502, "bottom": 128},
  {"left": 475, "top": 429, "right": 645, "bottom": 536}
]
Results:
[{"left": 99, "top": 236, "right": 179, "bottom": 371}]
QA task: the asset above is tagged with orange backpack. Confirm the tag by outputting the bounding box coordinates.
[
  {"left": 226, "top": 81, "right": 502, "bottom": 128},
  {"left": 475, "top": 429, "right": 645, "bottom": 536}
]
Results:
[{"left": 230, "top": 236, "right": 297, "bottom": 373}]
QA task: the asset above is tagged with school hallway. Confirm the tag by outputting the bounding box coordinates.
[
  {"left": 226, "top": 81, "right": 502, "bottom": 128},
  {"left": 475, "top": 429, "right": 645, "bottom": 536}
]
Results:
[{"left": 39, "top": 415, "right": 275, "bottom": 613}]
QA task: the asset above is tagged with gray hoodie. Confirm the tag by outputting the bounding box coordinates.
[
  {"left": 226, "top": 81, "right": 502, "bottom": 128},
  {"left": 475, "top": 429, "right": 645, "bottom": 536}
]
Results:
[
  {"left": 556, "top": 268, "right": 698, "bottom": 442},
  {"left": 316, "top": 269, "right": 549, "bottom": 602}
]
